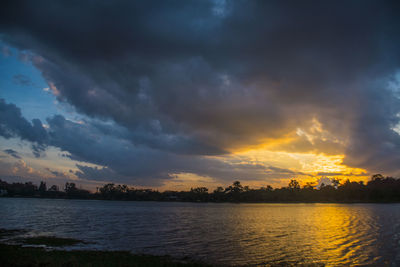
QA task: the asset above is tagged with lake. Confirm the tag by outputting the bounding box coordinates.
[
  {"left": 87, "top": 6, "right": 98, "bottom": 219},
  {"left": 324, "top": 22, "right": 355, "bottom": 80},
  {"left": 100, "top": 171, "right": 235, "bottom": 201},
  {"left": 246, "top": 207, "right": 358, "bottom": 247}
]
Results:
[{"left": 1, "top": 198, "right": 400, "bottom": 265}]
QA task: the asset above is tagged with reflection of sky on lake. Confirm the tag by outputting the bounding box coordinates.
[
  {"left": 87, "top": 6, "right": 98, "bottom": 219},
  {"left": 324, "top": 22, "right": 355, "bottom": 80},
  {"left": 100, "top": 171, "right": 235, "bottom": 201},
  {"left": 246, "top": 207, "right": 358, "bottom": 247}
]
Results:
[{"left": 1, "top": 199, "right": 400, "bottom": 265}]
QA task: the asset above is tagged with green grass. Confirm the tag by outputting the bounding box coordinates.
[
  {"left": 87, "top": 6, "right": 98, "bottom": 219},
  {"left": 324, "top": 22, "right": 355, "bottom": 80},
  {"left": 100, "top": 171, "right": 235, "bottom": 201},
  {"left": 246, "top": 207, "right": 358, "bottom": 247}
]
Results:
[
  {"left": 0, "top": 244, "right": 210, "bottom": 267},
  {"left": 0, "top": 229, "right": 210, "bottom": 266}
]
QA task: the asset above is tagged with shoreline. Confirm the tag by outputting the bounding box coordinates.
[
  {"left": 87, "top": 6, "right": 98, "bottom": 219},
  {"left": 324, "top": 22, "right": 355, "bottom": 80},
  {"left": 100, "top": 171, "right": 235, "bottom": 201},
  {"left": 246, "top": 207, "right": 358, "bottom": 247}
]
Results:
[
  {"left": 2, "top": 195, "right": 400, "bottom": 204},
  {"left": 0, "top": 243, "right": 211, "bottom": 267},
  {"left": 0, "top": 228, "right": 210, "bottom": 267}
]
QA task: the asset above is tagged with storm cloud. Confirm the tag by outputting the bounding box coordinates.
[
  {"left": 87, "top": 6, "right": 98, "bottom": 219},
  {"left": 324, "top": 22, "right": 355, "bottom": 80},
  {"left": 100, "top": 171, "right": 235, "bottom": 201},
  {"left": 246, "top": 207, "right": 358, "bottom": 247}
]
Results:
[
  {"left": 3, "top": 148, "right": 21, "bottom": 159},
  {"left": 1, "top": 99, "right": 290, "bottom": 185},
  {"left": 1, "top": 0, "right": 400, "bottom": 184},
  {"left": 0, "top": 99, "right": 47, "bottom": 157}
]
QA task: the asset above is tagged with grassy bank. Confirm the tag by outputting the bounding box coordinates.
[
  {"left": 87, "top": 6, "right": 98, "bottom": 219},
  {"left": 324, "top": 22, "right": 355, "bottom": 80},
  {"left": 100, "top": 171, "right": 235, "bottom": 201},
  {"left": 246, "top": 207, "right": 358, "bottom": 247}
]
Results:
[
  {"left": 0, "top": 244, "right": 209, "bottom": 267},
  {"left": 0, "top": 229, "right": 210, "bottom": 267}
]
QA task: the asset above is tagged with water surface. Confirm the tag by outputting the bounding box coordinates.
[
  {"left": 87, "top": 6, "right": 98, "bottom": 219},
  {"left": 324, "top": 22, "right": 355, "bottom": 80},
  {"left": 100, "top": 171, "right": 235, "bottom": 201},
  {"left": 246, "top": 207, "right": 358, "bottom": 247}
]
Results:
[{"left": 1, "top": 198, "right": 400, "bottom": 265}]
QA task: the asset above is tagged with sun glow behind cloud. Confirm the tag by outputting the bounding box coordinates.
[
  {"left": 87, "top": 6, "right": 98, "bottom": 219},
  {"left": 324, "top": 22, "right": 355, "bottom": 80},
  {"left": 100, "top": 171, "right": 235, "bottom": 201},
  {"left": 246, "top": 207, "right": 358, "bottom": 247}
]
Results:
[{"left": 233, "top": 150, "right": 367, "bottom": 183}]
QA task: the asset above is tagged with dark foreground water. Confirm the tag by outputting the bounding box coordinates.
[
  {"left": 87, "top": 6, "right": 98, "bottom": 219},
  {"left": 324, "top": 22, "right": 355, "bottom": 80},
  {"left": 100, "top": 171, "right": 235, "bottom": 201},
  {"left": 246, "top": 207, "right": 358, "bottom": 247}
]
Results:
[{"left": 1, "top": 198, "right": 400, "bottom": 266}]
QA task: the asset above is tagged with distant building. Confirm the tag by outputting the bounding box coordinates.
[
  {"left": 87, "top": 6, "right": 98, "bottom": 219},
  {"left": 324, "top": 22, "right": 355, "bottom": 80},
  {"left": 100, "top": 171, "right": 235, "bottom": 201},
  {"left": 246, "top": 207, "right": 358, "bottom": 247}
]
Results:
[{"left": 0, "top": 189, "right": 8, "bottom": 196}]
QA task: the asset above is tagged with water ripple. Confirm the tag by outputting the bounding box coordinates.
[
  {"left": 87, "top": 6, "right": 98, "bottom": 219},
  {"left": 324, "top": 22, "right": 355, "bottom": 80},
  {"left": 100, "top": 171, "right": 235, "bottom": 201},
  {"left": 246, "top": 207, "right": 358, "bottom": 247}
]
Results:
[{"left": 1, "top": 199, "right": 400, "bottom": 265}]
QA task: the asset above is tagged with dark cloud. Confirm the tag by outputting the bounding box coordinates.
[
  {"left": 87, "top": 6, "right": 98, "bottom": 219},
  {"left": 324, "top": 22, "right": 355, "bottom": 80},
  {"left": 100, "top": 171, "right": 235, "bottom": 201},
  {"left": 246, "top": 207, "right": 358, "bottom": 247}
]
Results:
[
  {"left": 3, "top": 148, "right": 21, "bottom": 159},
  {"left": 74, "top": 164, "right": 122, "bottom": 182},
  {"left": 0, "top": 99, "right": 47, "bottom": 157},
  {"left": 0, "top": 99, "right": 286, "bottom": 185},
  {"left": 1, "top": 0, "right": 400, "bottom": 182},
  {"left": 43, "top": 114, "right": 276, "bottom": 185},
  {"left": 44, "top": 168, "right": 69, "bottom": 178}
]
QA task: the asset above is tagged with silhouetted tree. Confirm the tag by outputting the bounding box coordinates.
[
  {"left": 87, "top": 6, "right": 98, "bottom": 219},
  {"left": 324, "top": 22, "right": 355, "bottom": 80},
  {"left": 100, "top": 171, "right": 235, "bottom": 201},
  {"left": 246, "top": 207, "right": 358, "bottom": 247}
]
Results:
[
  {"left": 214, "top": 186, "right": 224, "bottom": 193},
  {"left": 224, "top": 181, "right": 244, "bottom": 201},
  {"left": 189, "top": 187, "right": 209, "bottom": 201},
  {"left": 288, "top": 179, "right": 300, "bottom": 190},
  {"left": 39, "top": 181, "right": 47, "bottom": 193},
  {"left": 191, "top": 187, "right": 208, "bottom": 194},
  {"left": 64, "top": 182, "right": 89, "bottom": 198},
  {"left": 331, "top": 178, "right": 340, "bottom": 188},
  {"left": 65, "top": 182, "right": 77, "bottom": 193},
  {"left": 212, "top": 186, "right": 225, "bottom": 201},
  {"left": 2, "top": 174, "right": 400, "bottom": 203},
  {"left": 303, "top": 182, "right": 315, "bottom": 190},
  {"left": 48, "top": 185, "right": 59, "bottom": 191}
]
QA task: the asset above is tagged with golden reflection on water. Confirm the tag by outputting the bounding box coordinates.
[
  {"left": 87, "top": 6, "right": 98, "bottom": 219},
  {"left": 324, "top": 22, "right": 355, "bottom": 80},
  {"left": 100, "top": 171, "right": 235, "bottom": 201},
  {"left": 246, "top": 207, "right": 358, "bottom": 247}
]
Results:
[
  {"left": 309, "top": 205, "right": 378, "bottom": 265},
  {"left": 227, "top": 204, "right": 380, "bottom": 266}
]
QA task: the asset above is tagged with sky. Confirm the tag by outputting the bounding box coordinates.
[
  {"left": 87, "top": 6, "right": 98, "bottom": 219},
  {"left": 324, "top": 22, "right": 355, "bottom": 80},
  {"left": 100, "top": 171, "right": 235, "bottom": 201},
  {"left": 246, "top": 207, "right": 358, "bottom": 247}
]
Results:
[{"left": 1, "top": 0, "right": 400, "bottom": 191}]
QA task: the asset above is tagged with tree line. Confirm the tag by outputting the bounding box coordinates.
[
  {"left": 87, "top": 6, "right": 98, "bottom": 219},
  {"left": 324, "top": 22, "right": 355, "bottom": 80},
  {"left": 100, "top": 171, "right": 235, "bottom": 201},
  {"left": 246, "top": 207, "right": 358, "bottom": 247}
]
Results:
[{"left": 1, "top": 174, "right": 400, "bottom": 202}]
